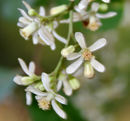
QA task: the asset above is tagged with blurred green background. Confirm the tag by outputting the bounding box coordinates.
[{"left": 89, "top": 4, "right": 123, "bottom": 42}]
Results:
[{"left": 0, "top": 0, "right": 129, "bottom": 121}]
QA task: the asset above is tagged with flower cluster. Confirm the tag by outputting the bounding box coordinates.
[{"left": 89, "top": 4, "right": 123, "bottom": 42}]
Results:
[{"left": 13, "top": 0, "right": 117, "bottom": 119}]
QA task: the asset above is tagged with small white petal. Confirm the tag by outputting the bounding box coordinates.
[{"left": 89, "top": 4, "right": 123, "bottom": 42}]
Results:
[
  {"left": 26, "top": 91, "right": 32, "bottom": 105},
  {"left": 52, "top": 31, "right": 67, "bottom": 44},
  {"left": 57, "top": 80, "right": 63, "bottom": 91},
  {"left": 18, "top": 58, "right": 32, "bottom": 76},
  {"left": 39, "top": 6, "right": 46, "bottom": 17},
  {"left": 78, "top": 0, "right": 89, "bottom": 10},
  {"left": 55, "top": 94, "right": 67, "bottom": 105},
  {"left": 32, "top": 32, "right": 39, "bottom": 44},
  {"left": 90, "top": 57, "right": 106, "bottom": 72},
  {"left": 29, "top": 61, "right": 35, "bottom": 74},
  {"left": 88, "top": 38, "right": 107, "bottom": 52},
  {"left": 35, "top": 95, "right": 42, "bottom": 100},
  {"left": 42, "top": 73, "right": 51, "bottom": 92},
  {"left": 91, "top": 2, "right": 99, "bottom": 12},
  {"left": 51, "top": 100, "right": 67, "bottom": 119},
  {"left": 60, "top": 19, "right": 70, "bottom": 24},
  {"left": 75, "top": 32, "right": 87, "bottom": 49},
  {"left": 18, "top": 17, "right": 30, "bottom": 25},
  {"left": 13, "top": 75, "right": 23, "bottom": 85},
  {"left": 96, "top": 12, "right": 117, "bottom": 19},
  {"left": 66, "top": 57, "right": 83, "bottom": 74},
  {"left": 22, "top": 1, "right": 32, "bottom": 10},
  {"left": 38, "top": 26, "right": 55, "bottom": 48},
  {"left": 102, "top": 0, "right": 110, "bottom": 3},
  {"left": 67, "top": 52, "right": 81, "bottom": 60},
  {"left": 25, "top": 86, "right": 48, "bottom": 96},
  {"left": 17, "top": 22, "right": 25, "bottom": 27},
  {"left": 18, "top": 8, "right": 33, "bottom": 21},
  {"left": 63, "top": 79, "right": 72, "bottom": 96}
]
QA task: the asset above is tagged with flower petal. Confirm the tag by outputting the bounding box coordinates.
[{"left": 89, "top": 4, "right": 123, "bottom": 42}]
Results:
[
  {"left": 32, "top": 32, "right": 39, "bottom": 44},
  {"left": 55, "top": 94, "right": 67, "bottom": 105},
  {"left": 51, "top": 100, "right": 67, "bottom": 119},
  {"left": 13, "top": 75, "right": 23, "bottom": 85},
  {"left": 39, "top": 6, "right": 46, "bottom": 17},
  {"left": 88, "top": 38, "right": 107, "bottom": 52},
  {"left": 91, "top": 2, "right": 99, "bottom": 12},
  {"left": 52, "top": 31, "right": 67, "bottom": 44},
  {"left": 96, "top": 12, "right": 117, "bottom": 19},
  {"left": 75, "top": 32, "right": 87, "bottom": 49},
  {"left": 66, "top": 57, "right": 83, "bottom": 74},
  {"left": 25, "top": 86, "right": 48, "bottom": 96},
  {"left": 42, "top": 73, "right": 51, "bottom": 92},
  {"left": 66, "top": 52, "right": 81, "bottom": 60},
  {"left": 22, "top": 1, "right": 32, "bottom": 10},
  {"left": 18, "top": 17, "right": 30, "bottom": 25},
  {"left": 57, "top": 80, "right": 63, "bottom": 91},
  {"left": 18, "top": 8, "right": 33, "bottom": 21},
  {"left": 63, "top": 79, "right": 72, "bottom": 96},
  {"left": 26, "top": 91, "right": 32, "bottom": 105},
  {"left": 90, "top": 57, "right": 106, "bottom": 72},
  {"left": 18, "top": 58, "right": 32, "bottom": 76},
  {"left": 38, "top": 26, "right": 56, "bottom": 50},
  {"left": 102, "top": 0, "right": 110, "bottom": 3},
  {"left": 29, "top": 61, "right": 35, "bottom": 74}
]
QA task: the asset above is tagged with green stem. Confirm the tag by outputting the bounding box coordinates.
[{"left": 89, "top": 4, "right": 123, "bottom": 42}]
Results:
[{"left": 52, "top": 10, "right": 73, "bottom": 77}]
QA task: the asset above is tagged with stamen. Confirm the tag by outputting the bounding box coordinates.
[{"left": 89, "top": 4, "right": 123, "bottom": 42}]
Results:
[{"left": 82, "top": 49, "right": 93, "bottom": 61}]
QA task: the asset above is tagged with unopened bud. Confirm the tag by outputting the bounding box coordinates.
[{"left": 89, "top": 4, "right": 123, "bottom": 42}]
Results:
[
  {"left": 34, "top": 82, "right": 45, "bottom": 91},
  {"left": 28, "top": 9, "right": 37, "bottom": 16},
  {"left": 61, "top": 45, "right": 75, "bottom": 57},
  {"left": 69, "top": 78, "right": 80, "bottom": 90},
  {"left": 50, "top": 5, "right": 68, "bottom": 15},
  {"left": 21, "top": 76, "right": 34, "bottom": 85},
  {"left": 84, "top": 62, "right": 94, "bottom": 78},
  {"left": 99, "top": 4, "right": 108, "bottom": 12},
  {"left": 20, "top": 22, "right": 39, "bottom": 40}
]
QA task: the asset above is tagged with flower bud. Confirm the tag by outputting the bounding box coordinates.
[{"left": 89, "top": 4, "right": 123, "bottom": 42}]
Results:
[
  {"left": 99, "top": 4, "right": 108, "bottom": 12},
  {"left": 21, "top": 76, "right": 34, "bottom": 85},
  {"left": 84, "top": 62, "right": 94, "bottom": 78},
  {"left": 50, "top": 5, "right": 68, "bottom": 15},
  {"left": 61, "top": 45, "right": 75, "bottom": 57},
  {"left": 20, "top": 22, "right": 39, "bottom": 40},
  {"left": 28, "top": 9, "right": 37, "bottom": 16},
  {"left": 69, "top": 78, "right": 80, "bottom": 90},
  {"left": 34, "top": 82, "right": 45, "bottom": 91}
]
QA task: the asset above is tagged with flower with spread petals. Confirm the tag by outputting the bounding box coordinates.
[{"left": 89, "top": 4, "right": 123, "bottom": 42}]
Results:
[
  {"left": 66, "top": 32, "right": 107, "bottom": 78},
  {"left": 61, "top": 2, "right": 116, "bottom": 31},
  {"left": 13, "top": 58, "right": 39, "bottom": 86},
  {"left": 25, "top": 72, "right": 67, "bottom": 119},
  {"left": 18, "top": 1, "right": 67, "bottom": 50}
]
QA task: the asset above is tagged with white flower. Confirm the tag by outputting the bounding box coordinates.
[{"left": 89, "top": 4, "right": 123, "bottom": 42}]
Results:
[
  {"left": 61, "top": 2, "right": 117, "bottom": 31},
  {"left": 102, "top": 0, "right": 110, "bottom": 3},
  {"left": 57, "top": 71, "right": 73, "bottom": 96},
  {"left": 25, "top": 72, "right": 67, "bottom": 119},
  {"left": 18, "top": 1, "right": 67, "bottom": 50},
  {"left": 13, "top": 58, "right": 39, "bottom": 85},
  {"left": 85, "top": 2, "right": 117, "bottom": 31},
  {"left": 66, "top": 32, "right": 107, "bottom": 78}
]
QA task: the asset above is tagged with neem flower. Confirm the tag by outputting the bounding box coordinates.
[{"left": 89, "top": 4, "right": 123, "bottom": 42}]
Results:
[{"left": 66, "top": 32, "right": 107, "bottom": 78}]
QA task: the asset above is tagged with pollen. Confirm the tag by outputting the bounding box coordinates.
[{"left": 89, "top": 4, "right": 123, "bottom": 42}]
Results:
[
  {"left": 38, "top": 97, "right": 50, "bottom": 110},
  {"left": 82, "top": 49, "right": 93, "bottom": 61},
  {"left": 88, "top": 22, "right": 100, "bottom": 31}
]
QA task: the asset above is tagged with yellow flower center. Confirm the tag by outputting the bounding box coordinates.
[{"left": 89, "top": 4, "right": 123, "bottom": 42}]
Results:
[
  {"left": 82, "top": 49, "right": 93, "bottom": 61},
  {"left": 38, "top": 97, "right": 50, "bottom": 110},
  {"left": 88, "top": 21, "right": 100, "bottom": 31}
]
